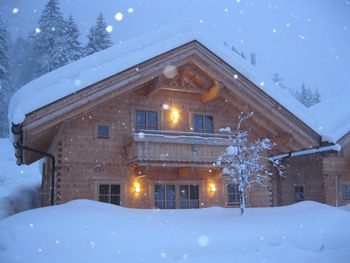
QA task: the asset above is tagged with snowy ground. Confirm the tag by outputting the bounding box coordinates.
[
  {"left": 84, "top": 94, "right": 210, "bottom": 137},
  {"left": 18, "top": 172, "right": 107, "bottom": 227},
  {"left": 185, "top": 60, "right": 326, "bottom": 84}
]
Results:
[
  {"left": 0, "top": 200, "right": 349, "bottom": 263},
  {"left": 0, "top": 138, "right": 41, "bottom": 219}
]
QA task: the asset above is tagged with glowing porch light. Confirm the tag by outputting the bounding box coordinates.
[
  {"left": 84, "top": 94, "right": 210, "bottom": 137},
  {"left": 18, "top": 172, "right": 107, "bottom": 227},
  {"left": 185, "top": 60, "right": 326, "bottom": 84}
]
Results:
[
  {"left": 209, "top": 184, "right": 217, "bottom": 192},
  {"left": 171, "top": 109, "right": 180, "bottom": 123},
  {"left": 134, "top": 183, "right": 141, "bottom": 193}
]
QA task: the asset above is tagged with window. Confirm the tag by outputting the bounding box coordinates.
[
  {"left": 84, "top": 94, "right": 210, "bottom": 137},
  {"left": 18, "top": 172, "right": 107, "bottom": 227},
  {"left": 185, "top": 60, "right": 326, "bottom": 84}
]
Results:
[
  {"left": 135, "top": 110, "right": 157, "bottom": 131},
  {"left": 99, "top": 184, "right": 121, "bottom": 205},
  {"left": 227, "top": 184, "right": 240, "bottom": 205},
  {"left": 295, "top": 186, "right": 305, "bottom": 201},
  {"left": 342, "top": 184, "right": 350, "bottom": 200},
  {"left": 179, "top": 185, "right": 199, "bottom": 209},
  {"left": 155, "top": 184, "right": 176, "bottom": 209},
  {"left": 193, "top": 114, "right": 213, "bottom": 133},
  {"left": 97, "top": 125, "right": 110, "bottom": 138}
]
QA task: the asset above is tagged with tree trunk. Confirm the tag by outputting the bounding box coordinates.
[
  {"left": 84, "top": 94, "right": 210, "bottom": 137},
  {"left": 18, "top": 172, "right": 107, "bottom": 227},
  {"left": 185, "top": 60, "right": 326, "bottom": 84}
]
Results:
[{"left": 239, "top": 189, "right": 245, "bottom": 215}]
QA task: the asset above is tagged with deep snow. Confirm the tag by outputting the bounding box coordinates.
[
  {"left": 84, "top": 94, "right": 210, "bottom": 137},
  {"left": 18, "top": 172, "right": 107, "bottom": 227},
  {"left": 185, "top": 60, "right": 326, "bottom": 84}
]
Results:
[
  {"left": 0, "top": 200, "right": 349, "bottom": 263},
  {"left": 0, "top": 138, "right": 40, "bottom": 219}
]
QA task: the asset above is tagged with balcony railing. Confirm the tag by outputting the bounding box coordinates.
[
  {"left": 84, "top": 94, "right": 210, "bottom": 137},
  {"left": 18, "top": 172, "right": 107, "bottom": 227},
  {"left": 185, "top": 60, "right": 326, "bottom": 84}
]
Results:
[{"left": 125, "top": 130, "right": 232, "bottom": 166}]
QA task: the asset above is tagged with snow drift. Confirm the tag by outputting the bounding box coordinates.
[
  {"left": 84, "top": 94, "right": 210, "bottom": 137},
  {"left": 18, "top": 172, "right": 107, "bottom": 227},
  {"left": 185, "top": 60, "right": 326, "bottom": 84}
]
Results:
[{"left": 0, "top": 200, "right": 349, "bottom": 263}]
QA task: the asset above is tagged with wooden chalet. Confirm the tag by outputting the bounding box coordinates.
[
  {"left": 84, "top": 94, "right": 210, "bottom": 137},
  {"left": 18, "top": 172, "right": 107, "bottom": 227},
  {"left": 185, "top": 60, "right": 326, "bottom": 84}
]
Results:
[{"left": 10, "top": 34, "right": 349, "bottom": 209}]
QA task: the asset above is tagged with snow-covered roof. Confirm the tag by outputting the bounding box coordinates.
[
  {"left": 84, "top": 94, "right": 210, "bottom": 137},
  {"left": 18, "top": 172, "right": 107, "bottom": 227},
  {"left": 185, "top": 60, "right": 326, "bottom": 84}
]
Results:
[
  {"left": 309, "top": 90, "right": 350, "bottom": 143},
  {"left": 9, "top": 25, "right": 324, "bottom": 138}
]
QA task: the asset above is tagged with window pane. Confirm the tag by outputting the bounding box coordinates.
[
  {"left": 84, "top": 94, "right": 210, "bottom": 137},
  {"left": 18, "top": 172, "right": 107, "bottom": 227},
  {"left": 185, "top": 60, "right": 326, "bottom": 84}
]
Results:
[
  {"left": 99, "top": 184, "right": 109, "bottom": 195},
  {"left": 342, "top": 184, "right": 350, "bottom": 200},
  {"left": 227, "top": 184, "right": 240, "bottom": 204},
  {"left": 180, "top": 201, "right": 189, "bottom": 209},
  {"left": 166, "top": 185, "right": 176, "bottom": 201},
  {"left": 147, "top": 111, "right": 157, "bottom": 130},
  {"left": 97, "top": 125, "right": 109, "bottom": 137},
  {"left": 180, "top": 185, "right": 189, "bottom": 200},
  {"left": 111, "top": 185, "right": 120, "bottom": 195},
  {"left": 204, "top": 116, "right": 213, "bottom": 133},
  {"left": 194, "top": 114, "right": 203, "bottom": 133},
  {"left": 190, "top": 185, "right": 199, "bottom": 200},
  {"left": 189, "top": 200, "right": 199, "bottom": 208},
  {"left": 110, "top": 195, "right": 121, "bottom": 205},
  {"left": 166, "top": 200, "right": 176, "bottom": 209},
  {"left": 99, "top": 195, "right": 109, "bottom": 203},
  {"left": 136, "top": 110, "right": 146, "bottom": 130},
  {"left": 155, "top": 200, "right": 165, "bottom": 209},
  {"left": 295, "top": 186, "right": 305, "bottom": 201}
]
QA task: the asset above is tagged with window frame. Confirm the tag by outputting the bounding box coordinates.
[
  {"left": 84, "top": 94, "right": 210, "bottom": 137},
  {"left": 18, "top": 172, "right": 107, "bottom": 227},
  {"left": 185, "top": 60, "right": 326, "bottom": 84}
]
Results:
[
  {"left": 227, "top": 183, "right": 240, "bottom": 205},
  {"left": 342, "top": 184, "right": 350, "bottom": 200},
  {"left": 192, "top": 113, "right": 214, "bottom": 133},
  {"left": 154, "top": 184, "right": 176, "bottom": 209},
  {"left": 97, "top": 124, "right": 110, "bottom": 138},
  {"left": 294, "top": 185, "right": 305, "bottom": 201},
  {"left": 135, "top": 109, "right": 158, "bottom": 131},
  {"left": 98, "top": 183, "right": 122, "bottom": 205}
]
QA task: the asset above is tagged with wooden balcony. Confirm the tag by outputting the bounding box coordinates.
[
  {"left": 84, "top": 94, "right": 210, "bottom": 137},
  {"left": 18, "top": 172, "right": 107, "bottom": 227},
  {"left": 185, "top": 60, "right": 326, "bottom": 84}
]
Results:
[{"left": 125, "top": 130, "right": 232, "bottom": 167}]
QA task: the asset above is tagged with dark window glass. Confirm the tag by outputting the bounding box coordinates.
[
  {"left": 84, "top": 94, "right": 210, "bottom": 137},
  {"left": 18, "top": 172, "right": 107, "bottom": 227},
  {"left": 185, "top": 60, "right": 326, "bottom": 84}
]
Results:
[
  {"left": 136, "top": 110, "right": 157, "bottom": 131},
  {"left": 227, "top": 184, "right": 240, "bottom": 205},
  {"left": 97, "top": 125, "right": 110, "bottom": 138},
  {"left": 295, "top": 186, "right": 305, "bottom": 201},
  {"left": 342, "top": 184, "right": 350, "bottom": 200},
  {"left": 204, "top": 116, "right": 213, "bottom": 133},
  {"left": 193, "top": 114, "right": 213, "bottom": 133},
  {"left": 99, "top": 184, "right": 121, "bottom": 205},
  {"left": 155, "top": 184, "right": 175, "bottom": 209},
  {"left": 194, "top": 115, "right": 204, "bottom": 133},
  {"left": 180, "top": 185, "right": 199, "bottom": 209}
]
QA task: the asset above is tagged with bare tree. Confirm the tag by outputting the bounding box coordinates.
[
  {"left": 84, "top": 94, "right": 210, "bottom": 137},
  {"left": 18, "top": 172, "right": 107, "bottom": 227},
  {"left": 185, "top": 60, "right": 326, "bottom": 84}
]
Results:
[{"left": 215, "top": 112, "right": 284, "bottom": 215}]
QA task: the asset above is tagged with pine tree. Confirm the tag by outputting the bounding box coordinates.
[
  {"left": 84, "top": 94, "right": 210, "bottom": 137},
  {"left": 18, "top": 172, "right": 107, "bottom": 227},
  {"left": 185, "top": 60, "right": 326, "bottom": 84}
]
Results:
[
  {"left": 296, "top": 83, "right": 321, "bottom": 108},
  {"left": 0, "top": 15, "right": 12, "bottom": 137},
  {"left": 85, "top": 13, "right": 113, "bottom": 56},
  {"left": 65, "top": 15, "right": 83, "bottom": 62},
  {"left": 32, "top": 0, "right": 68, "bottom": 77},
  {"left": 272, "top": 73, "right": 285, "bottom": 89}
]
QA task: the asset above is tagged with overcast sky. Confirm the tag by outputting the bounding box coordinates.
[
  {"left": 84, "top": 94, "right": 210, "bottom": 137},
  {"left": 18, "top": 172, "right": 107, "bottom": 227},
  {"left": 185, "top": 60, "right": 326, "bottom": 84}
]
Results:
[{"left": 1, "top": 0, "right": 350, "bottom": 103}]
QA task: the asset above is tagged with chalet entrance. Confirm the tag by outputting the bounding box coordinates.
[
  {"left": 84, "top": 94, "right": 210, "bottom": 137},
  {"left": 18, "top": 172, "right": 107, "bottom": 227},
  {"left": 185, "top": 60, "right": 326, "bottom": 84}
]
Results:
[{"left": 154, "top": 183, "right": 200, "bottom": 209}]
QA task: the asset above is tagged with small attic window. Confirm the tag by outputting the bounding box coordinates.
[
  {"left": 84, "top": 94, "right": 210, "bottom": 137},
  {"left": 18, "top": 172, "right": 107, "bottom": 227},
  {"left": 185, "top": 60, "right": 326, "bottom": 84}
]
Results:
[{"left": 97, "top": 125, "right": 110, "bottom": 138}]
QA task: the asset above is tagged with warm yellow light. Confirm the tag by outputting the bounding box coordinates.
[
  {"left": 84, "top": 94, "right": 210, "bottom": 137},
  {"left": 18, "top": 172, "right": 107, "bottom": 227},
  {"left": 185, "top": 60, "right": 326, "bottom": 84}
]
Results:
[
  {"left": 171, "top": 109, "right": 179, "bottom": 123},
  {"left": 210, "top": 185, "right": 217, "bottom": 192},
  {"left": 134, "top": 184, "right": 141, "bottom": 193}
]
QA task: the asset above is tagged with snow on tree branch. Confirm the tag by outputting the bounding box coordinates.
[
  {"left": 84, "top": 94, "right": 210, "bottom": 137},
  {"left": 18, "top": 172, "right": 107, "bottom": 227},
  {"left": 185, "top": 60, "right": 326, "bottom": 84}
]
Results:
[{"left": 215, "top": 112, "right": 285, "bottom": 215}]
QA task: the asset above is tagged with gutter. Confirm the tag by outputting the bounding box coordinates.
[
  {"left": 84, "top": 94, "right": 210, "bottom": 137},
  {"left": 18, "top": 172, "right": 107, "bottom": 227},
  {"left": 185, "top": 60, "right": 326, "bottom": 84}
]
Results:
[
  {"left": 271, "top": 144, "right": 341, "bottom": 160},
  {"left": 12, "top": 123, "right": 56, "bottom": 206}
]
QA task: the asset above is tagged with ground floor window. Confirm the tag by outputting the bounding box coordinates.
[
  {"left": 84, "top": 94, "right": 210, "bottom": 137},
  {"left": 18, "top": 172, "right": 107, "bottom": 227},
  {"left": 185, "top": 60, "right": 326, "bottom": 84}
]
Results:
[
  {"left": 155, "top": 184, "right": 176, "bottom": 209},
  {"left": 99, "top": 184, "right": 121, "bottom": 205},
  {"left": 342, "top": 184, "right": 350, "bottom": 200},
  {"left": 227, "top": 184, "right": 240, "bottom": 205},
  {"left": 180, "top": 185, "right": 199, "bottom": 209},
  {"left": 295, "top": 186, "right": 305, "bottom": 201}
]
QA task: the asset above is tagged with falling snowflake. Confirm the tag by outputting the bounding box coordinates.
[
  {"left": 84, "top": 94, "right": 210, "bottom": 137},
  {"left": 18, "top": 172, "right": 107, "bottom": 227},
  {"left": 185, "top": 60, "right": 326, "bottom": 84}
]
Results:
[
  {"left": 234, "top": 74, "right": 238, "bottom": 79},
  {"left": 35, "top": 28, "right": 41, "bottom": 33},
  {"left": 197, "top": 235, "right": 209, "bottom": 247},
  {"left": 128, "top": 8, "right": 134, "bottom": 13},
  {"left": 199, "top": 19, "right": 204, "bottom": 24},
  {"left": 106, "top": 25, "right": 113, "bottom": 33},
  {"left": 260, "top": 81, "right": 265, "bottom": 86},
  {"left": 160, "top": 252, "right": 167, "bottom": 258},
  {"left": 299, "top": 34, "right": 305, "bottom": 40},
  {"left": 163, "top": 65, "right": 177, "bottom": 79},
  {"left": 12, "top": 8, "right": 19, "bottom": 14},
  {"left": 272, "top": 28, "right": 277, "bottom": 33},
  {"left": 115, "top": 12, "right": 123, "bottom": 21}
]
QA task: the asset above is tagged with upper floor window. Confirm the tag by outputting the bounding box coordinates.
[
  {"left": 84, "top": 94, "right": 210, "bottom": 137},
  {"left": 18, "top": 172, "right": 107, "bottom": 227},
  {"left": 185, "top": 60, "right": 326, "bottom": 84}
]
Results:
[
  {"left": 99, "top": 184, "right": 121, "bottom": 205},
  {"left": 295, "top": 186, "right": 305, "bottom": 201},
  {"left": 97, "top": 125, "right": 110, "bottom": 138},
  {"left": 227, "top": 184, "right": 240, "bottom": 205},
  {"left": 342, "top": 184, "right": 350, "bottom": 200},
  {"left": 136, "top": 110, "right": 157, "bottom": 131},
  {"left": 193, "top": 114, "right": 213, "bottom": 133}
]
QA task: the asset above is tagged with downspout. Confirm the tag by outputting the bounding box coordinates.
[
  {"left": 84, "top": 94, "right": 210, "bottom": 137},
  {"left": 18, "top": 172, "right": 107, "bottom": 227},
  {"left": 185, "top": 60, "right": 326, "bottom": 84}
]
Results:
[{"left": 12, "top": 123, "right": 56, "bottom": 206}]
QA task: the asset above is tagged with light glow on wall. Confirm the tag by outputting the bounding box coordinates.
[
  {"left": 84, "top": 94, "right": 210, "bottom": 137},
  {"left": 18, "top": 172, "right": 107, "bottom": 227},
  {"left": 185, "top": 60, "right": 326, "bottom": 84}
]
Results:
[{"left": 171, "top": 109, "right": 180, "bottom": 123}]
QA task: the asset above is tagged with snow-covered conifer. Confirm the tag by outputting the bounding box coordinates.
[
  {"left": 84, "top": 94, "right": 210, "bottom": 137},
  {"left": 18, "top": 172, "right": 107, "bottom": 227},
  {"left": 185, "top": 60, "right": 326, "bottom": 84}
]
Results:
[
  {"left": 0, "top": 15, "right": 12, "bottom": 137},
  {"left": 32, "top": 0, "right": 68, "bottom": 77},
  {"left": 215, "top": 112, "right": 284, "bottom": 215},
  {"left": 85, "top": 13, "right": 113, "bottom": 56},
  {"left": 65, "top": 15, "right": 84, "bottom": 62}
]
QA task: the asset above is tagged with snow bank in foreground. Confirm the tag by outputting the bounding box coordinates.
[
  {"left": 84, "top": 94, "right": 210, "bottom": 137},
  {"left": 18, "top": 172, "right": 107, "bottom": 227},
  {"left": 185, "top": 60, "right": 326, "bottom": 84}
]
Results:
[
  {"left": 0, "top": 138, "right": 41, "bottom": 219},
  {"left": 0, "top": 200, "right": 349, "bottom": 263}
]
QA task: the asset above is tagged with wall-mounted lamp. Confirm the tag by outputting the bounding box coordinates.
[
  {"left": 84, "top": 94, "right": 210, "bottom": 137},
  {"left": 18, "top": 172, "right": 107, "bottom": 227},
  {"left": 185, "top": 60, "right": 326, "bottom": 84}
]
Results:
[
  {"left": 171, "top": 109, "right": 180, "bottom": 123},
  {"left": 209, "top": 184, "right": 217, "bottom": 192},
  {"left": 134, "top": 184, "right": 141, "bottom": 193}
]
